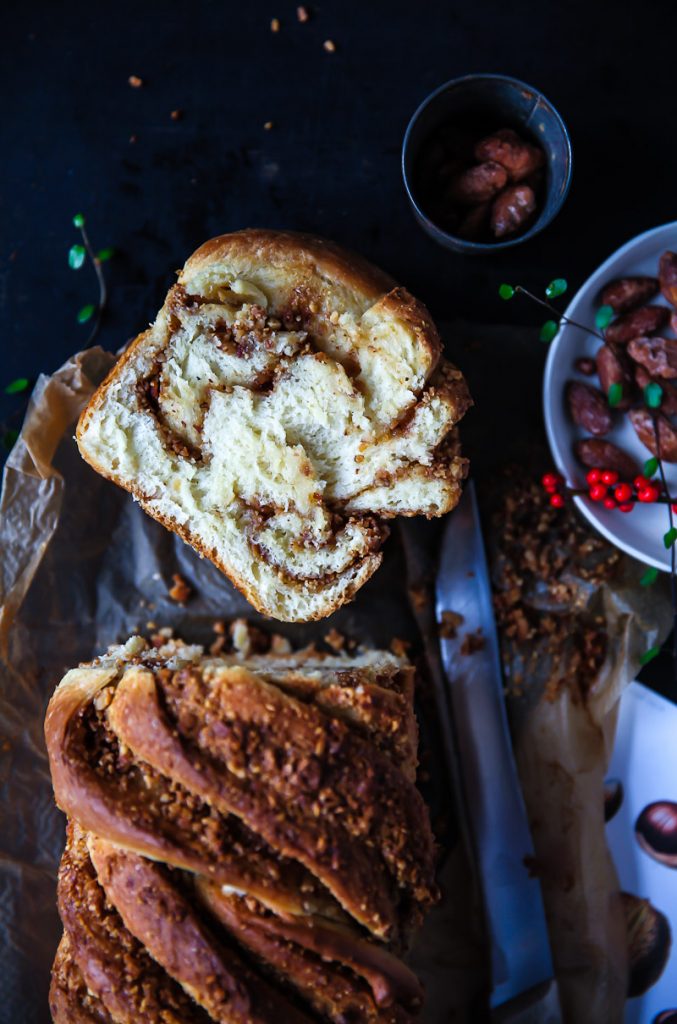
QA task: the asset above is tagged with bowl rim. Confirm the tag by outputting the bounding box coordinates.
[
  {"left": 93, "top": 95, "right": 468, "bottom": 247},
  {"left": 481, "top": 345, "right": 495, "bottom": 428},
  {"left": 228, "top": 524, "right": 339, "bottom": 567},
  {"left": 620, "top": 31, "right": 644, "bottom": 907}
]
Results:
[
  {"left": 542, "top": 219, "right": 677, "bottom": 571},
  {"left": 401, "top": 72, "right": 573, "bottom": 253}
]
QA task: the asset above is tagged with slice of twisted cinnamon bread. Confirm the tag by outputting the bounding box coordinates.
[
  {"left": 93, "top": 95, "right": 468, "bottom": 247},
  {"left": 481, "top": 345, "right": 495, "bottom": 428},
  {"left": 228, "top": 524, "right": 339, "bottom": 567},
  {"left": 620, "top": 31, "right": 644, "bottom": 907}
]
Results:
[
  {"left": 45, "top": 632, "right": 438, "bottom": 1022},
  {"left": 76, "top": 230, "right": 471, "bottom": 621}
]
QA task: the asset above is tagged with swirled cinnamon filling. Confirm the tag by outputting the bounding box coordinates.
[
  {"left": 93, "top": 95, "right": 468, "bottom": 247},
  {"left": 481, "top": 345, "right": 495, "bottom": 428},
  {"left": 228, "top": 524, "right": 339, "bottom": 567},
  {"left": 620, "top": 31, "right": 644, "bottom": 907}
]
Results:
[{"left": 76, "top": 230, "right": 471, "bottom": 619}]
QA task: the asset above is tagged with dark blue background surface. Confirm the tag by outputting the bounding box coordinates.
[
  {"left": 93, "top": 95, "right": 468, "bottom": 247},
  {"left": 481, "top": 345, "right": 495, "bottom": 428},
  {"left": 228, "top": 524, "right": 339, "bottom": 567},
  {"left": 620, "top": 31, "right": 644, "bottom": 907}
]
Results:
[{"left": 2, "top": 0, "right": 676, "bottom": 393}]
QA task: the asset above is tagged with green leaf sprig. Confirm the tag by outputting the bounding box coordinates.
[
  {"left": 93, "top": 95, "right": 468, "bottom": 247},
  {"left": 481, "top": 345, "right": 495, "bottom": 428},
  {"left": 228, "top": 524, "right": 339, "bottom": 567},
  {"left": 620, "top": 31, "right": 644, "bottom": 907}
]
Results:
[
  {"left": 539, "top": 320, "right": 558, "bottom": 343},
  {"left": 595, "top": 305, "right": 614, "bottom": 331},
  {"left": 545, "top": 278, "right": 567, "bottom": 299},
  {"left": 640, "top": 646, "right": 661, "bottom": 666},
  {"left": 498, "top": 278, "right": 611, "bottom": 347},
  {"left": 607, "top": 382, "right": 623, "bottom": 408},
  {"left": 68, "top": 213, "right": 113, "bottom": 345}
]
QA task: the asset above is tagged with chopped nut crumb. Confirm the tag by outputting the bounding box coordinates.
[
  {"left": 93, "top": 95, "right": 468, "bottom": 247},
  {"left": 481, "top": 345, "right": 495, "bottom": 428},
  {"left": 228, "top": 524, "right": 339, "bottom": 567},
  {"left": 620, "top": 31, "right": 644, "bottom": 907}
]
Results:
[
  {"left": 128, "top": 75, "right": 143, "bottom": 88},
  {"left": 297, "top": 5, "right": 309, "bottom": 21},
  {"left": 390, "top": 637, "right": 411, "bottom": 658},
  {"left": 324, "top": 628, "right": 345, "bottom": 652},
  {"left": 489, "top": 468, "right": 618, "bottom": 702},
  {"left": 408, "top": 585, "right": 428, "bottom": 613},
  {"left": 168, "top": 573, "right": 192, "bottom": 604},
  {"left": 170, "top": 109, "right": 183, "bottom": 121},
  {"left": 263, "top": 120, "right": 274, "bottom": 130},
  {"left": 460, "top": 629, "right": 485, "bottom": 656},
  {"left": 439, "top": 610, "right": 464, "bottom": 639},
  {"left": 323, "top": 38, "right": 336, "bottom": 52},
  {"left": 270, "top": 634, "right": 292, "bottom": 654},
  {"left": 270, "top": 17, "right": 280, "bottom": 31},
  {"left": 212, "top": 620, "right": 226, "bottom": 636},
  {"left": 145, "top": 620, "right": 157, "bottom": 631},
  {"left": 209, "top": 636, "right": 227, "bottom": 656}
]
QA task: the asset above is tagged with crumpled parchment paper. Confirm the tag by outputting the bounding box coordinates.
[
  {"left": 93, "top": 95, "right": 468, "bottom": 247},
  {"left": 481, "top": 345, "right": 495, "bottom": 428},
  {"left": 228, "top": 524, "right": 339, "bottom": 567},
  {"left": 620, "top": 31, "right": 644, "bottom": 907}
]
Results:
[{"left": 0, "top": 337, "right": 672, "bottom": 1024}]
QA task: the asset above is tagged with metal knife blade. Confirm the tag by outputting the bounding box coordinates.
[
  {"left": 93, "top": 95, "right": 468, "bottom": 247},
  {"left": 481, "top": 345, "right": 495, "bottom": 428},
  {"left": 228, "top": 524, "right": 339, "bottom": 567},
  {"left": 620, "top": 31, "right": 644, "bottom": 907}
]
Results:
[{"left": 435, "top": 482, "right": 560, "bottom": 1018}]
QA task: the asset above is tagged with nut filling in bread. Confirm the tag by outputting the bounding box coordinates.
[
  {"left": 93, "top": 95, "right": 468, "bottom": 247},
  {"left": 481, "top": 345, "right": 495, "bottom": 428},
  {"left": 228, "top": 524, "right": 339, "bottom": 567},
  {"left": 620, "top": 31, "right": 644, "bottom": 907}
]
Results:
[
  {"left": 76, "top": 230, "right": 471, "bottom": 620},
  {"left": 46, "top": 631, "right": 439, "bottom": 1023}
]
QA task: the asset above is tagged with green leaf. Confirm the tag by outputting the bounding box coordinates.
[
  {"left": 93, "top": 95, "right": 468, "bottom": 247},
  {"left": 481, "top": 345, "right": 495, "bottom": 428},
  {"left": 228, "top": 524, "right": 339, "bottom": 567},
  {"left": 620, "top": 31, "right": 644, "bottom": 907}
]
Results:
[
  {"left": 643, "top": 457, "right": 659, "bottom": 478},
  {"left": 595, "top": 305, "right": 614, "bottom": 331},
  {"left": 640, "top": 645, "right": 661, "bottom": 667},
  {"left": 77, "top": 304, "right": 96, "bottom": 324},
  {"left": 73, "top": 213, "right": 85, "bottom": 228},
  {"left": 539, "top": 319, "right": 558, "bottom": 343},
  {"left": 640, "top": 566, "right": 659, "bottom": 587},
  {"left": 5, "top": 377, "right": 29, "bottom": 395},
  {"left": 68, "top": 244, "right": 86, "bottom": 270},
  {"left": 644, "top": 381, "right": 663, "bottom": 409},
  {"left": 545, "top": 278, "right": 568, "bottom": 299},
  {"left": 499, "top": 284, "right": 515, "bottom": 301},
  {"left": 607, "top": 382, "right": 623, "bottom": 408},
  {"left": 664, "top": 526, "right": 677, "bottom": 549},
  {"left": 96, "top": 247, "right": 114, "bottom": 262},
  {"left": 3, "top": 429, "right": 18, "bottom": 450}
]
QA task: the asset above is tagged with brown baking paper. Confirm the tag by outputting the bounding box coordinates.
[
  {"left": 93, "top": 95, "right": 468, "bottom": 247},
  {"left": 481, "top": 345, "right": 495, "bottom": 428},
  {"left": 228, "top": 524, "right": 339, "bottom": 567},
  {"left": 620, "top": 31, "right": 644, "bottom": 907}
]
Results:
[{"left": 0, "top": 339, "right": 672, "bottom": 1024}]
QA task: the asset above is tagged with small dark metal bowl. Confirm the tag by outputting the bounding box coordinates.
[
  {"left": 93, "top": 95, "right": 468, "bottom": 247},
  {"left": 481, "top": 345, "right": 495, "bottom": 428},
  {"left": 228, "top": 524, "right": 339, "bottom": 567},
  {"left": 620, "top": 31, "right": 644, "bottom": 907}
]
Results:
[{"left": 402, "top": 73, "right": 573, "bottom": 253}]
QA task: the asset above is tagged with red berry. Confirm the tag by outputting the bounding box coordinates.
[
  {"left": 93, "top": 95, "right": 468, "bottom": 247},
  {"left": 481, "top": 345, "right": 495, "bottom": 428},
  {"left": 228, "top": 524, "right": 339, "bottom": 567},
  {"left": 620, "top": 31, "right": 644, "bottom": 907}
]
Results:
[
  {"left": 549, "top": 493, "right": 565, "bottom": 509},
  {"left": 672, "top": 503, "right": 677, "bottom": 515},
  {"left": 614, "top": 483, "right": 633, "bottom": 503},
  {"left": 601, "top": 470, "right": 619, "bottom": 485},
  {"left": 589, "top": 484, "right": 608, "bottom": 502},
  {"left": 619, "top": 503, "right": 634, "bottom": 513},
  {"left": 586, "top": 469, "right": 601, "bottom": 485},
  {"left": 638, "top": 486, "right": 660, "bottom": 503},
  {"left": 603, "top": 496, "right": 617, "bottom": 510},
  {"left": 634, "top": 475, "right": 648, "bottom": 490},
  {"left": 542, "top": 472, "right": 559, "bottom": 489}
]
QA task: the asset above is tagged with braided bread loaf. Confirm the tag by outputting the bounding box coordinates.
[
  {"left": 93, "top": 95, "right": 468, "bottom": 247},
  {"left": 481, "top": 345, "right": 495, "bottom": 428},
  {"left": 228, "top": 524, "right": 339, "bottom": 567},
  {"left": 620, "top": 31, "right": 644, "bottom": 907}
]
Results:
[
  {"left": 75, "top": 230, "right": 471, "bottom": 621},
  {"left": 45, "top": 631, "right": 439, "bottom": 1023}
]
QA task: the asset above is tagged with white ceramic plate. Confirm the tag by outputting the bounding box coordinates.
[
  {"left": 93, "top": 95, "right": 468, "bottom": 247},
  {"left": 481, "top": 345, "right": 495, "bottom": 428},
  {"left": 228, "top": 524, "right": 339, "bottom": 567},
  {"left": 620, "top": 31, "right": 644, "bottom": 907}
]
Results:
[{"left": 543, "top": 222, "right": 677, "bottom": 571}]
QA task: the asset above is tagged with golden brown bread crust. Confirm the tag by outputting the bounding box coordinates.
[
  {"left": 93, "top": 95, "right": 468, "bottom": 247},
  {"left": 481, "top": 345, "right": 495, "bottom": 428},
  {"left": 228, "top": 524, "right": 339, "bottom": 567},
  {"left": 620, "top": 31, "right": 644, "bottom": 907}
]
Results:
[
  {"left": 160, "top": 665, "right": 436, "bottom": 913},
  {"left": 47, "top": 636, "right": 438, "bottom": 1022},
  {"left": 125, "top": 664, "right": 435, "bottom": 933},
  {"left": 263, "top": 666, "right": 418, "bottom": 778},
  {"left": 88, "top": 836, "right": 313, "bottom": 1024},
  {"left": 185, "top": 229, "right": 399, "bottom": 305},
  {"left": 49, "top": 934, "right": 115, "bottom": 1024},
  {"left": 57, "top": 822, "right": 212, "bottom": 1024},
  {"left": 196, "top": 885, "right": 416, "bottom": 1024},
  {"left": 45, "top": 667, "right": 332, "bottom": 919},
  {"left": 198, "top": 881, "right": 423, "bottom": 1014}
]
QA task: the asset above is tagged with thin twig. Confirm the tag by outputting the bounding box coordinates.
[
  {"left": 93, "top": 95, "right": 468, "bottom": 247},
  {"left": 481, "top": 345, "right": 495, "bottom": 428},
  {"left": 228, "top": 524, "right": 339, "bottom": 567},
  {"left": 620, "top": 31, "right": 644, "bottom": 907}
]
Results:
[
  {"left": 514, "top": 286, "right": 607, "bottom": 342},
  {"left": 78, "top": 223, "right": 108, "bottom": 345}
]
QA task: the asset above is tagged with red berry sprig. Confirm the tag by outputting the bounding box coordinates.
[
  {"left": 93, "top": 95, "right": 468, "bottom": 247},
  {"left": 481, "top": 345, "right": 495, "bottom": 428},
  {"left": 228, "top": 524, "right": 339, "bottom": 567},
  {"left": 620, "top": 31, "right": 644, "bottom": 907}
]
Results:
[
  {"left": 541, "top": 472, "right": 565, "bottom": 508},
  {"left": 540, "top": 466, "right": 668, "bottom": 513}
]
